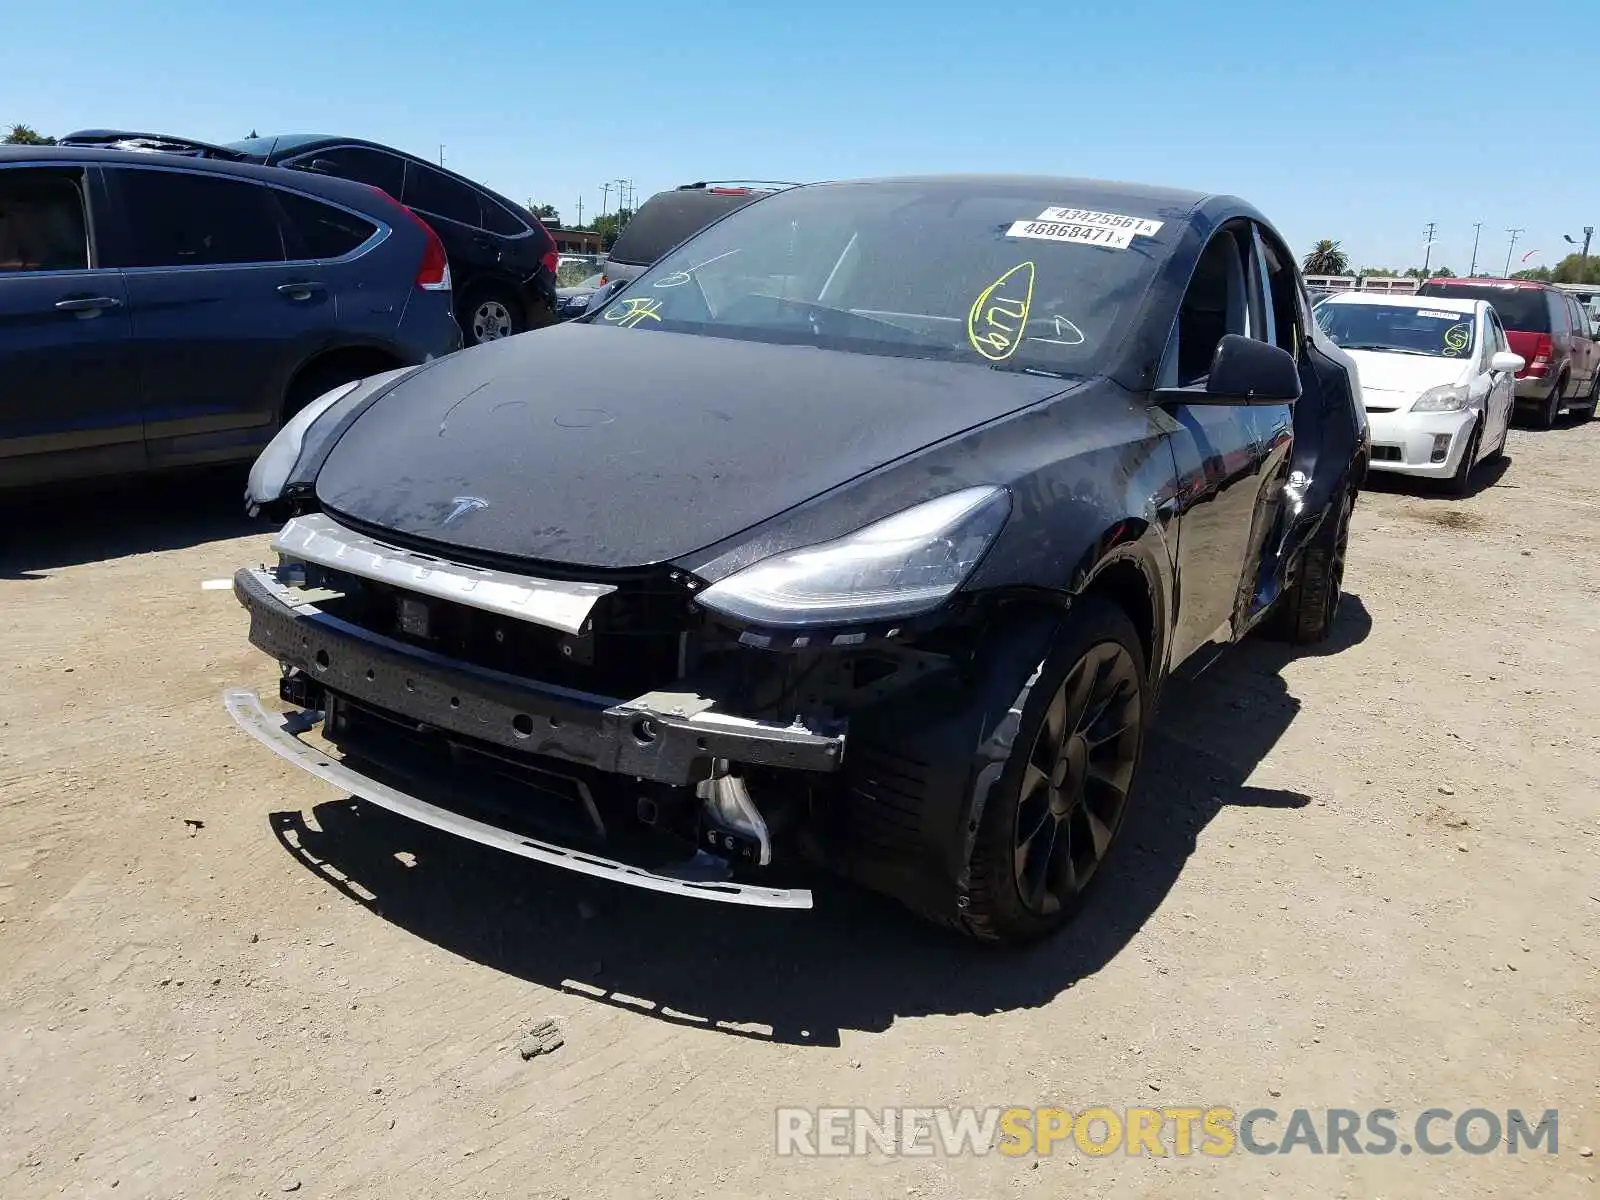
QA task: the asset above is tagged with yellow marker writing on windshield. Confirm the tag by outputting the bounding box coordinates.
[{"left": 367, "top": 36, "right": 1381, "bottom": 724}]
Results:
[
  {"left": 968, "top": 262, "right": 1035, "bottom": 362},
  {"left": 604, "top": 297, "right": 663, "bottom": 329},
  {"left": 1442, "top": 323, "right": 1470, "bottom": 355}
]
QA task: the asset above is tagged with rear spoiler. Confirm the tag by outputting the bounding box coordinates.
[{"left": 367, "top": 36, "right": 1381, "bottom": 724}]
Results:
[{"left": 57, "top": 129, "right": 247, "bottom": 160}]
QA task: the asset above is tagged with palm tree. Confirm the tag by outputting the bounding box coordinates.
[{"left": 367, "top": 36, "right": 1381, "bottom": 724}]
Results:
[
  {"left": 1302, "top": 239, "right": 1350, "bottom": 276},
  {"left": 3, "top": 123, "right": 54, "bottom": 146}
]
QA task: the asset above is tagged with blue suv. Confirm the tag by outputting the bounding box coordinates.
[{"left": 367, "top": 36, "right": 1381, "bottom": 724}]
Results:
[{"left": 0, "top": 145, "right": 462, "bottom": 489}]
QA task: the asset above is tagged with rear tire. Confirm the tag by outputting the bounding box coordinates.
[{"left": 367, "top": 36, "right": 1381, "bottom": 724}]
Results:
[
  {"left": 459, "top": 285, "right": 526, "bottom": 346},
  {"left": 1535, "top": 379, "right": 1563, "bottom": 430},
  {"left": 1264, "top": 484, "right": 1354, "bottom": 645}
]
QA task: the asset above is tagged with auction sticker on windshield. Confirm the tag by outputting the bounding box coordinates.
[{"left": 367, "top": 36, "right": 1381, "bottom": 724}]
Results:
[
  {"left": 1006, "top": 209, "right": 1163, "bottom": 250},
  {"left": 1036, "top": 207, "right": 1164, "bottom": 237}
]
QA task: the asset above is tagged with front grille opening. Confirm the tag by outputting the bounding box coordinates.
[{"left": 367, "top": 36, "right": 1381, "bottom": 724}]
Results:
[
  {"left": 314, "top": 570, "right": 702, "bottom": 698},
  {"left": 1371, "top": 445, "right": 1402, "bottom": 462}
]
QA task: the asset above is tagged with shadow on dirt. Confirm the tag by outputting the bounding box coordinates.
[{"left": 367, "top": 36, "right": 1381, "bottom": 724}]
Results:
[
  {"left": 0, "top": 465, "right": 267, "bottom": 580},
  {"left": 270, "top": 595, "right": 1373, "bottom": 1046}
]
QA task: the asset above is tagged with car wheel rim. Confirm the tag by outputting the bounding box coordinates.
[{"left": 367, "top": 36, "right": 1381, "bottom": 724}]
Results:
[
  {"left": 472, "top": 300, "right": 514, "bottom": 342},
  {"left": 1011, "top": 642, "right": 1142, "bottom": 916}
]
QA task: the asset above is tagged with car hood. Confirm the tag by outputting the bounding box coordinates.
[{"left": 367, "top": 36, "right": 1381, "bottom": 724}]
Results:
[
  {"left": 315, "top": 323, "right": 1067, "bottom": 569},
  {"left": 1345, "top": 349, "right": 1468, "bottom": 400}
]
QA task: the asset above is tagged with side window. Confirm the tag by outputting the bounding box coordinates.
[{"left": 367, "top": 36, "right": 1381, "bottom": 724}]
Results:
[
  {"left": 272, "top": 190, "right": 378, "bottom": 259},
  {"left": 285, "top": 147, "right": 406, "bottom": 198},
  {"left": 1491, "top": 311, "right": 1509, "bottom": 354},
  {"left": 1165, "top": 227, "right": 1251, "bottom": 387},
  {"left": 403, "top": 164, "right": 480, "bottom": 228},
  {"left": 111, "top": 170, "right": 285, "bottom": 268},
  {"left": 478, "top": 196, "right": 527, "bottom": 236},
  {"left": 1254, "top": 225, "right": 1305, "bottom": 356},
  {"left": 1548, "top": 293, "right": 1569, "bottom": 336},
  {"left": 1571, "top": 298, "right": 1588, "bottom": 336},
  {"left": 0, "top": 167, "right": 90, "bottom": 272}
]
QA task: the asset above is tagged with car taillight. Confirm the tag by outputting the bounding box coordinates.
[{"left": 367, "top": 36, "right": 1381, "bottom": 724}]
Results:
[
  {"left": 1526, "top": 334, "right": 1552, "bottom": 375},
  {"left": 404, "top": 209, "right": 452, "bottom": 291},
  {"left": 540, "top": 249, "right": 559, "bottom": 276}
]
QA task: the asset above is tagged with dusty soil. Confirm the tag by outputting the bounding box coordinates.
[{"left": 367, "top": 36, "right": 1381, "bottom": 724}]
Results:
[{"left": 2, "top": 422, "right": 1597, "bottom": 1199}]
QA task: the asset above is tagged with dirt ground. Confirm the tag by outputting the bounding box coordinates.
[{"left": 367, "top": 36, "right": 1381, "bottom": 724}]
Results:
[{"left": 2, "top": 419, "right": 1597, "bottom": 1200}]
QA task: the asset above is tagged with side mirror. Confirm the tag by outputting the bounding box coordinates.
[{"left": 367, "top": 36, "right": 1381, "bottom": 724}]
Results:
[
  {"left": 1490, "top": 350, "right": 1525, "bottom": 374},
  {"left": 583, "top": 277, "right": 627, "bottom": 315},
  {"left": 1153, "top": 334, "right": 1302, "bottom": 406}
]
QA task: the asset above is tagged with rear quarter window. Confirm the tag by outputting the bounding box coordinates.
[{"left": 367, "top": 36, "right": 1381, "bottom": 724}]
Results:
[
  {"left": 403, "top": 165, "right": 481, "bottom": 228},
  {"left": 273, "top": 190, "right": 377, "bottom": 259}
]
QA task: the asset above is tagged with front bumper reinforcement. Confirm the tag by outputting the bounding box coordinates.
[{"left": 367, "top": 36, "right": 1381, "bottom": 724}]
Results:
[
  {"left": 232, "top": 565, "right": 845, "bottom": 786},
  {"left": 223, "top": 689, "right": 813, "bottom": 909}
]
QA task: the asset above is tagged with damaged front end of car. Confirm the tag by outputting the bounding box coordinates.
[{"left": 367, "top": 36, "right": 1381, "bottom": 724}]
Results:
[{"left": 226, "top": 486, "right": 1025, "bottom": 912}]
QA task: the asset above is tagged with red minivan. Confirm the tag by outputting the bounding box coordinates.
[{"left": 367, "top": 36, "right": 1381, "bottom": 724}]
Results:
[{"left": 1417, "top": 278, "right": 1598, "bottom": 428}]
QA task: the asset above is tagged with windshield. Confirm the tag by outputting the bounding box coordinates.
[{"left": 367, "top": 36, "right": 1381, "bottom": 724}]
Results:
[
  {"left": 589, "top": 180, "right": 1171, "bottom": 376},
  {"left": 223, "top": 134, "right": 326, "bottom": 159},
  {"left": 1316, "top": 303, "right": 1477, "bottom": 359},
  {"left": 1420, "top": 284, "right": 1548, "bottom": 333}
]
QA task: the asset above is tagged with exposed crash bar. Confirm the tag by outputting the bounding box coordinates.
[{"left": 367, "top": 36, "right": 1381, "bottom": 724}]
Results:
[
  {"left": 222, "top": 689, "right": 815, "bottom": 909},
  {"left": 272, "top": 512, "right": 615, "bottom": 636}
]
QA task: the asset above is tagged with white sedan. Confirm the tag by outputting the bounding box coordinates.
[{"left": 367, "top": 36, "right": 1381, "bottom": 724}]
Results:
[{"left": 1314, "top": 292, "right": 1523, "bottom": 493}]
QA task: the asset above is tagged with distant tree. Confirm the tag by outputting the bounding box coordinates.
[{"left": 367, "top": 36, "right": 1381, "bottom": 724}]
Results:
[
  {"left": 1512, "top": 266, "right": 1554, "bottom": 282},
  {"left": 584, "top": 207, "right": 635, "bottom": 250},
  {"left": 1431, "top": 266, "right": 1456, "bottom": 278},
  {"left": 1302, "top": 239, "right": 1350, "bottom": 276},
  {"left": 247, "top": 128, "right": 259, "bottom": 138},
  {"left": 532, "top": 203, "right": 560, "bottom": 224},
  {"left": 1548, "top": 253, "right": 1600, "bottom": 284},
  {"left": 3, "top": 123, "right": 54, "bottom": 145}
]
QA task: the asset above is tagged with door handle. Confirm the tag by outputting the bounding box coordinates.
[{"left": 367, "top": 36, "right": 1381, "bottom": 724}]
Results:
[
  {"left": 276, "top": 282, "right": 326, "bottom": 301},
  {"left": 54, "top": 296, "right": 122, "bottom": 313}
]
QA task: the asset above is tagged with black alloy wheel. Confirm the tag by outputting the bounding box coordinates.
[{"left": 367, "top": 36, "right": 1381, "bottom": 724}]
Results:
[{"left": 1011, "top": 641, "right": 1143, "bottom": 918}]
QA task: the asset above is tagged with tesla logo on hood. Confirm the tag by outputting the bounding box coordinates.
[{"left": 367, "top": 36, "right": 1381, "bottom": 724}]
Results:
[{"left": 443, "top": 496, "right": 489, "bottom": 525}]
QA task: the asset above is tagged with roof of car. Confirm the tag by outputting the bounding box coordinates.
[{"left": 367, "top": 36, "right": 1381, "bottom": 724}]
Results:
[
  {"left": 1424, "top": 275, "right": 1553, "bottom": 291},
  {"left": 1322, "top": 291, "right": 1480, "bottom": 315}
]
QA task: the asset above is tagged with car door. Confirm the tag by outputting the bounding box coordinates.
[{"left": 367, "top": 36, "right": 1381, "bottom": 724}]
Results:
[
  {"left": 1160, "top": 223, "right": 1286, "bottom": 665},
  {"left": 1567, "top": 295, "right": 1596, "bottom": 395},
  {"left": 101, "top": 164, "right": 341, "bottom": 467},
  {"left": 0, "top": 161, "right": 141, "bottom": 486},
  {"left": 1481, "top": 307, "right": 1516, "bottom": 443},
  {"left": 1546, "top": 291, "right": 1573, "bottom": 401}
]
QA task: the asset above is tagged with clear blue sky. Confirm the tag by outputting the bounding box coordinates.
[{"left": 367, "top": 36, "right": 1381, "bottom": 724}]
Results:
[{"left": 5, "top": 0, "right": 1595, "bottom": 273}]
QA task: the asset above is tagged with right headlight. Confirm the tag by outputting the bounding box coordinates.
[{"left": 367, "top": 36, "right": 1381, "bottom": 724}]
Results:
[
  {"left": 696, "top": 486, "right": 1011, "bottom": 628},
  {"left": 1411, "top": 384, "right": 1471, "bottom": 412},
  {"left": 245, "top": 380, "right": 363, "bottom": 512}
]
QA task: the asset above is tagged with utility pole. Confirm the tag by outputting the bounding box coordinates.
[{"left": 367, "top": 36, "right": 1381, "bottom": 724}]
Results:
[
  {"left": 1421, "top": 221, "right": 1437, "bottom": 278},
  {"left": 575, "top": 195, "right": 583, "bottom": 227},
  {"left": 438, "top": 144, "right": 445, "bottom": 166},
  {"left": 1469, "top": 222, "right": 1482, "bottom": 276},
  {"left": 600, "top": 182, "right": 613, "bottom": 217},
  {"left": 1504, "top": 228, "right": 1524, "bottom": 277}
]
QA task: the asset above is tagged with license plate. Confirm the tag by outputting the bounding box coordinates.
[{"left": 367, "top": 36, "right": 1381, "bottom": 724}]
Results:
[{"left": 396, "top": 595, "right": 432, "bottom": 638}]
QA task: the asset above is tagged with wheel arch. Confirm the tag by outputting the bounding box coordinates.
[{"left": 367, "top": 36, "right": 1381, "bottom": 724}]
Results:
[{"left": 281, "top": 342, "right": 410, "bottom": 422}]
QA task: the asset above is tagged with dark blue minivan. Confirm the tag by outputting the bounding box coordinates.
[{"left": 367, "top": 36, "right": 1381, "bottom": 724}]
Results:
[{"left": 0, "top": 145, "right": 461, "bottom": 488}]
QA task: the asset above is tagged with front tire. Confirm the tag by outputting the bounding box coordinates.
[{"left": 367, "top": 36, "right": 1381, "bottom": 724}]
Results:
[
  {"left": 1265, "top": 484, "right": 1353, "bottom": 644},
  {"left": 959, "top": 598, "right": 1149, "bottom": 945},
  {"left": 1443, "top": 417, "right": 1481, "bottom": 497}
]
